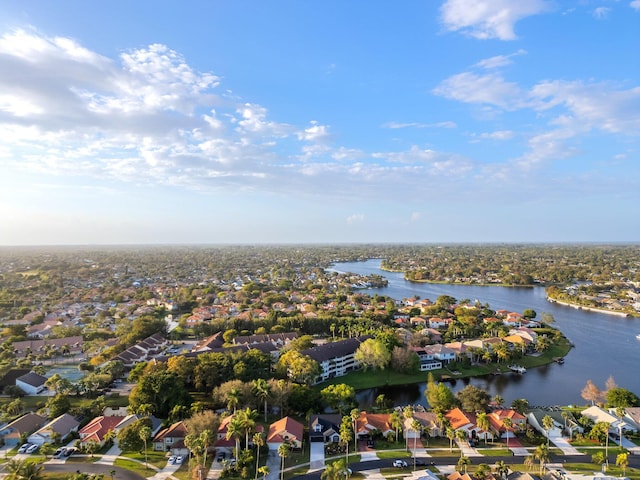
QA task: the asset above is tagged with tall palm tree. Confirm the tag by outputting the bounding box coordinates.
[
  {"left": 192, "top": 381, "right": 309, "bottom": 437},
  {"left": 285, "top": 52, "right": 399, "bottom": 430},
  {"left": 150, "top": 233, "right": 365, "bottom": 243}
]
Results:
[
  {"left": 340, "top": 416, "right": 352, "bottom": 465},
  {"left": 503, "top": 418, "right": 513, "bottom": 450},
  {"left": 200, "top": 429, "right": 214, "bottom": 466},
  {"left": 542, "top": 415, "right": 555, "bottom": 446},
  {"left": 226, "top": 415, "right": 244, "bottom": 461},
  {"left": 493, "top": 395, "right": 504, "bottom": 409},
  {"left": 533, "top": 443, "right": 550, "bottom": 475},
  {"left": 446, "top": 426, "right": 456, "bottom": 453},
  {"left": 455, "top": 429, "right": 468, "bottom": 457},
  {"left": 411, "top": 419, "right": 421, "bottom": 470},
  {"left": 457, "top": 456, "right": 471, "bottom": 474},
  {"left": 6, "top": 459, "right": 44, "bottom": 480},
  {"left": 321, "top": 459, "right": 347, "bottom": 480},
  {"left": 390, "top": 411, "right": 403, "bottom": 443},
  {"left": 476, "top": 413, "right": 490, "bottom": 445},
  {"left": 238, "top": 408, "right": 258, "bottom": 451},
  {"left": 253, "top": 379, "right": 272, "bottom": 422},
  {"left": 615, "top": 407, "right": 626, "bottom": 443},
  {"left": 253, "top": 432, "right": 265, "bottom": 480},
  {"left": 278, "top": 442, "right": 291, "bottom": 480},
  {"left": 350, "top": 408, "right": 360, "bottom": 454}
]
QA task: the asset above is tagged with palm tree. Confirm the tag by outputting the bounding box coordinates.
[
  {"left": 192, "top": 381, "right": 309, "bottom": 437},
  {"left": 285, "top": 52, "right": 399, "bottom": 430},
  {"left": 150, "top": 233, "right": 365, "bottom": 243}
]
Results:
[
  {"left": 390, "top": 411, "right": 403, "bottom": 443},
  {"left": 139, "top": 425, "right": 151, "bottom": 469},
  {"left": 493, "top": 395, "right": 504, "bottom": 409},
  {"left": 238, "top": 408, "right": 258, "bottom": 451},
  {"left": 340, "top": 416, "right": 352, "bottom": 465},
  {"left": 253, "top": 432, "right": 265, "bottom": 480},
  {"left": 278, "top": 442, "right": 291, "bottom": 480},
  {"left": 321, "top": 459, "right": 347, "bottom": 480},
  {"left": 110, "top": 470, "right": 116, "bottom": 480},
  {"left": 533, "top": 443, "right": 550, "bottom": 475},
  {"left": 523, "top": 455, "right": 535, "bottom": 472},
  {"left": 253, "top": 379, "right": 272, "bottom": 423},
  {"left": 350, "top": 408, "right": 360, "bottom": 454},
  {"left": 475, "top": 463, "right": 491, "bottom": 480},
  {"left": 457, "top": 456, "right": 471, "bottom": 474},
  {"left": 495, "top": 460, "right": 509, "bottom": 480},
  {"left": 476, "top": 413, "right": 490, "bottom": 445},
  {"left": 503, "top": 417, "right": 513, "bottom": 450},
  {"left": 542, "top": 415, "right": 555, "bottom": 446},
  {"left": 615, "top": 407, "right": 626, "bottom": 443},
  {"left": 226, "top": 415, "right": 244, "bottom": 462},
  {"left": 200, "top": 429, "right": 214, "bottom": 467},
  {"left": 228, "top": 387, "right": 242, "bottom": 413},
  {"left": 455, "top": 429, "right": 468, "bottom": 457},
  {"left": 616, "top": 452, "right": 629, "bottom": 477},
  {"left": 6, "top": 459, "right": 44, "bottom": 480},
  {"left": 411, "top": 419, "right": 421, "bottom": 470},
  {"left": 258, "top": 465, "right": 270, "bottom": 480},
  {"left": 446, "top": 426, "right": 456, "bottom": 453}
]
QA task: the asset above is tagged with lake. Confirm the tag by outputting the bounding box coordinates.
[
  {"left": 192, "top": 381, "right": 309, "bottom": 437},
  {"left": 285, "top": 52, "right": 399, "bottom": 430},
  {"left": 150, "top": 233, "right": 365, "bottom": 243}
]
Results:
[{"left": 329, "top": 260, "right": 640, "bottom": 407}]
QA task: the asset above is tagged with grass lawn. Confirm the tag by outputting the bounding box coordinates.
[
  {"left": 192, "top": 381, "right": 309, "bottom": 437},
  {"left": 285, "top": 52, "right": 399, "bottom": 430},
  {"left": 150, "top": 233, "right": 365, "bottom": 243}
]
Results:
[
  {"left": 113, "top": 457, "right": 157, "bottom": 476},
  {"left": 121, "top": 450, "right": 170, "bottom": 470},
  {"left": 477, "top": 448, "right": 511, "bottom": 456},
  {"left": 566, "top": 462, "right": 639, "bottom": 480}
]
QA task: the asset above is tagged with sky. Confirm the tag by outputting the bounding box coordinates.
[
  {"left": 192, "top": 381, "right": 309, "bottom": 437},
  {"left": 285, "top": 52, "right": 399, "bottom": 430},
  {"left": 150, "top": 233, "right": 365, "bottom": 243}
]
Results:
[{"left": 0, "top": 0, "right": 639, "bottom": 246}]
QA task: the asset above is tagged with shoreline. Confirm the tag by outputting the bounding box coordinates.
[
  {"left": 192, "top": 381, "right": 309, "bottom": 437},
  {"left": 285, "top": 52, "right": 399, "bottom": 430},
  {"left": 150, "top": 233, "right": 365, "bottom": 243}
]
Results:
[{"left": 546, "top": 297, "right": 632, "bottom": 318}]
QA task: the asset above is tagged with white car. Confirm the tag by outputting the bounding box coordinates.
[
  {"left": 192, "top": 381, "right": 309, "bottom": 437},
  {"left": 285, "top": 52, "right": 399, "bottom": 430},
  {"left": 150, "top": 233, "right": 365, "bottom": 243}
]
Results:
[
  {"left": 18, "top": 443, "right": 31, "bottom": 453},
  {"left": 174, "top": 455, "right": 183, "bottom": 465},
  {"left": 26, "top": 444, "right": 39, "bottom": 454},
  {"left": 168, "top": 455, "right": 177, "bottom": 464},
  {"left": 393, "top": 460, "right": 408, "bottom": 468}
]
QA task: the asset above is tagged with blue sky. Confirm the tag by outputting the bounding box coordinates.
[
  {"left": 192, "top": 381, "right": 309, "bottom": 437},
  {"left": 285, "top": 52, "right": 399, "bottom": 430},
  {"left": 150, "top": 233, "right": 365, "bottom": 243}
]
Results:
[{"left": 0, "top": 0, "right": 638, "bottom": 245}]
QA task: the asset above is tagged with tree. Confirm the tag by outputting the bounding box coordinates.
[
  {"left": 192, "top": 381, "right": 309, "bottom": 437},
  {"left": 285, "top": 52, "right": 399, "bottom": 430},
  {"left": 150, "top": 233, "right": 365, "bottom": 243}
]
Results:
[
  {"left": 117, "top": 418, "right": 151, "bottom": 453},
  {"left": 340, "top": 415, "right": 353, "bottom": 465},
  {"left": 495, "top": 460, "right": 509, "bottom": 480},
  {"left": 542, "top": 415, "right": 555, "bottom": 446},
  {"left": 47, "top": 393, "right": 71, "bottom": 417},
  {"left": 321, "top": 459, "right": 347, "bottom": 480},
  {"left": 457, "top": 456, "right": 471, "bottom": 474},
  {"left": 139, "top": 425, "right": 152, "bottom": 469},
  {"left": 476, "top": 463, "right": 492, "bottom": 480},
  {"left": 446, "top": 426, "right": 456, "bottom": 453},
  {"left": 320, "top": 384, "right": 356, "bottom": 415},
  {"left": 278, "top": 442, "right": 291, "bottom": 480},
  {"left": 276, "top": 350, "right": 320, "bottom": 385},
  {"left": 354, "top": 338, "right": 391, "bottom": 371},
  {"left": 503, "top": 418, "right": 513, "bottom": 449},
  {"left": 350, "top": 408, "right": 360, "bottom": 454},
  {"left": 253, "top": 432, "right": 265, "bottom": 480},
  {"left": 511, "top": 398, "right": 529, "bottom": 415},
  {"left": 6, "top": 459, "right": 44, "bottom": 480},
  {"left": 258, "top": 465, "right": 270, "bottom": 480},
  {"left": 390, "top": 410, "right": 403, "bottom": 443},
  {"left": 238, "top": 408, "right": 258, "bottom": 452},
  {"left": 226, "top": 415, "right": 244, "bottom": 461},
  {"left": 533, "top": 443, "right": 550, "bottom": 475},
  {"left": 581, "top": 380, "right": 602, "bottom": 406},
  {"left": 253, "top": 378, "right": 272, "bottom": 422},
  {"left": 616, "top": 452, "right": 629, "bottom": 476},
  {"left": 200, "top": 429, "right": 214, "bottom": 467},
  {"left": 128, "top": 369, "right": 191, "bottom": 418},
  {"left": 411, "top": 419, "right": 421, "bottom": 470},
  {"left": 455, "top": 429, "right": 468, "bottom": 457},
  {"left": 425, "top": 373, "right": 455, "bottom": 413},
  {"left": 606, "top": 388, "right": 640, "bottom": 407},
  {"left": 456, "top": 385, "right": 490, "bottom": 413},
  {"left": 523, "top": 309, "right": 536, "bottom": 320},
  {"left": 476, "top": 413, "right": 490, "bottom": 445}
]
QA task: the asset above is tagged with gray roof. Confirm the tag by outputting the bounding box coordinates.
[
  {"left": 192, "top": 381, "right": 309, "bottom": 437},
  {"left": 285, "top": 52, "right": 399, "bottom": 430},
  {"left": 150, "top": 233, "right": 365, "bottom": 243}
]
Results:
[
  {"left": 301, "top": 336, "right": 371, "bottom": 363},
  {"left": 16, "top": 372, "right": 48, "bottom": 388}
]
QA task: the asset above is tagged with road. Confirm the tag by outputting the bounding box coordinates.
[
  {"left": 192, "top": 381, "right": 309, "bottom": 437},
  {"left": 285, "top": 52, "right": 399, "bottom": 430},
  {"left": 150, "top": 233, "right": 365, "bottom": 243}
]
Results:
[{"left": 290, "top": 454, "right": 640, "bottom": 480}]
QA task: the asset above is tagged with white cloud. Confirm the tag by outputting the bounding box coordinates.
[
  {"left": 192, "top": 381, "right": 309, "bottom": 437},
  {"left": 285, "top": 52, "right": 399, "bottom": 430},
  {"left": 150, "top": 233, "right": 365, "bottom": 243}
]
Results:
[
  {"left": 477, "top": 130, "right": 515, "bottom": 140},
  {"left": 346, "top": 213, "right": 365, "bottom": 224},
  {"left": 382, "top": 121, "right": 457, "bottom": 129},
  {"left": 593, "top": 7, "right": 611, "bottom": 19},
  {"left": 433, "top": 72, "right": 526, "bottom": 110},
  {"left": 297, "top": 120, "right": 331, "bottom": 142},
  {"left": 410, "top": 212, "right": 421, "bottom": 221},
  {"left": 440, "top": 0, "right": 552, "bottom": 40},
  {"left": 632, "top": 0, "right": 640, "bottom": 11},
  {"left": 474, "top": 50, "right": 527, "bottom": 69}
]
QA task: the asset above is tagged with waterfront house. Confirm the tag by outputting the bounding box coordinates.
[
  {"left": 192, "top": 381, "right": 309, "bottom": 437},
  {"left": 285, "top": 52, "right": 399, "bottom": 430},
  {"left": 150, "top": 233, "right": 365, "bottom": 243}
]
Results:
[
  {"left": 301, "top": 336, "right": 371, "bottom": 384},
  {"left": 355, "top": 412, "right": 394, "bottom": 439}
]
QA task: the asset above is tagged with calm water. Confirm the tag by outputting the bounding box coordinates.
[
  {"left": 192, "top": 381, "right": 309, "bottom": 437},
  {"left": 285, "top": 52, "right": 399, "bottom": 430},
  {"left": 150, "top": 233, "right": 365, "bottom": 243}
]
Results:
[{"left": 330, "top": 260, "right": 640, "bottom": 407}]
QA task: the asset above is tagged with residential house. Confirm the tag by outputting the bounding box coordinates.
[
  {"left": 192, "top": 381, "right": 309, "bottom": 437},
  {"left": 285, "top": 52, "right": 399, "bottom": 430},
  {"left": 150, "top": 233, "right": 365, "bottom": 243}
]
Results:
[
  {"left": 445, "top": 408, "right": 492, "bottom": 441},
  {"left": 78, "top": 416, "right": 122, "bottom": 447},
  {"left": 405, "top": 411, "right": 441, "bottom": 441},
  {"left": 152, "top": 421, "right": 188, "bottom": 454},
  {"left": 115, "top": 333, "right": 168, "bottom": 369},
  {"left": 267, "top": 416, "right": 304, "bottom": 450},
  {"left": 214, "top": 413, "right": 265, "bottom": 454},
  {"left": 355, "top": 412, "right": 394, "bottom": 439},
  {"left": 622, "top": 407, "right": 640, "bottom": 432},
  {"left": 12, "top": 336, "right": 84, "bottom": 358},
  {"left": 426, "top": 344, "right": 457, "bottom": 364},
  {"left": 487, "top": 410, "right": 527, "bottom": 439},
  {"left": 581, "top": 406, "right": 634, "bottom": 433},
  {"left": 410, "top": 346, "right": 443, "bottom": 371},
  {"left": 28, "top": 413, "right": 80, "bottom": 446},
  {"left": 0, "top": 413, "right": 46, "bottom": 446},
  {"left": 301, "top": 336, "right": 371, "bottom": 384},
  {"left": 308, "top": 414, "right": 342, "bottom": 443},
  {"left": 526, "top": 409, "right": 563, "bottom": 439},
  {"left": 16, "top": 372, "right": 48, "bottom": 396}
]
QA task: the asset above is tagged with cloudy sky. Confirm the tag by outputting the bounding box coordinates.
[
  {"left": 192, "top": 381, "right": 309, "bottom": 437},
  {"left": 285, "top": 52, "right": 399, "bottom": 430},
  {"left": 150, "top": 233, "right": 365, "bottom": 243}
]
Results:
[{"left": 1, "top": 1, "right": 638, "bottom": 245}]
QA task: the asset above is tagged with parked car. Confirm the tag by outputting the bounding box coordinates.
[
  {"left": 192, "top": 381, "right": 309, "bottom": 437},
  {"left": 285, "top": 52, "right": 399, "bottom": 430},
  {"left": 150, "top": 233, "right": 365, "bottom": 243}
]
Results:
[
  {"left": 217, "top": 452, "right": 226, "bottom": 462},
  {"left": 26, "top": 444, "right": 39, "bottom": 454},
  {"left": 18, "top": 443, "right": 31, "bottom": 453},
  {"left": 174, "top": 455, "right": 184, "bottom": 465},
  {"left": 168, "top": 455, "right": 177, "bottom": 464},
  {"left": 393, "top": 460, "right": 408, "bottom": 468},
  {"left": 63, "top": 447, "right": 76, "bottom": 457}
]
